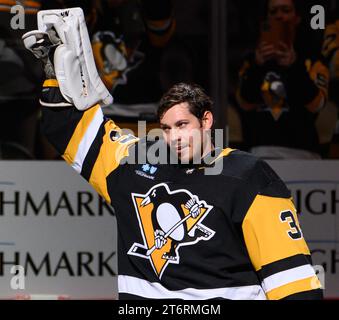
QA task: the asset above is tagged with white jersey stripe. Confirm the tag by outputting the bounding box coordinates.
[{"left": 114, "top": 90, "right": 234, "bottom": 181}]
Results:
[
  {"left": 71, "top": 107, "right": 104, "bottom": 173},
  {"left": 262, "top": 264, "right": 316, "bottom": 293},
  {"left": 118, "top": 275, "right": 267, "bottom": 300}
]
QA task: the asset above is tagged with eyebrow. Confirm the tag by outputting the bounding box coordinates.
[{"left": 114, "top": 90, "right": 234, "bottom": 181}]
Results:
[
  {"left": 160, "top": 119, "right": 189, "bottom": 129},
  {"left": 160, "top": 123, "right": 170, "bottom": 129},
  {"left": 269, "top": 5, "right": 293, "bottom": 10}
]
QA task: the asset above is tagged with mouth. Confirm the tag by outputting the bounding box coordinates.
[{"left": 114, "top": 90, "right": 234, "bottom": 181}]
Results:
[{"left": 175, "top": 145, "right": 189, "bottom": 153}]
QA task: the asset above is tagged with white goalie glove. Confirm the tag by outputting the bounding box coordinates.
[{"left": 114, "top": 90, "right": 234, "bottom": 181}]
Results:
[{"left": 22, "top": 7, "right": 113, "bottom": 110}]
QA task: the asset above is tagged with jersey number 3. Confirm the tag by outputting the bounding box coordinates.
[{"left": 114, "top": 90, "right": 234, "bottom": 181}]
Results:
[{"left": 280, "top": 210, "right": 303, "bottom": 240}]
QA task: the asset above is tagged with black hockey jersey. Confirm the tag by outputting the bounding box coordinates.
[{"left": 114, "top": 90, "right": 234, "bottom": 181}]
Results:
[
  {"left": 41, "top": 80, "right": 322, "bottom": 300},
  {"left": 237, "top": 52, "right": 329, "bottom": 154}
]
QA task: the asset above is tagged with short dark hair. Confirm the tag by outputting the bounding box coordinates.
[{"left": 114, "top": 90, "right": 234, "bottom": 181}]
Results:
[
  {"left": 264, "top": 0, "right": 303, "bottom": 18},
  {"left": 158, "top": 83, "right": 213, "bottom": 121}
]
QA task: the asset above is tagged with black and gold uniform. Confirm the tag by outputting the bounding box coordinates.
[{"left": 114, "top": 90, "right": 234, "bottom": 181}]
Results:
[
  {"left": 41, "top": 80, "right": 322, "bottom": 300},
  {"left": 323, "top": 18, "right": 339, "bottom": 80},
  {"left": 322, "top": 17, "right": 339, "bottom": 107},
  {"left": 237, "top": 51, "right": 329, "bottom": 155}
]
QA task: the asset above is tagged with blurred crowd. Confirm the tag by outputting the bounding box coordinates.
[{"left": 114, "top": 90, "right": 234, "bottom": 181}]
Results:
[{"left": 0, "top": 0, "right": 338, "bottom": 160}]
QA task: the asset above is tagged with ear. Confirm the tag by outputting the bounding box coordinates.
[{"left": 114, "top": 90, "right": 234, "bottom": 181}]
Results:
[{"left": 202, "top": 111, "right": 213, "bottom": 130}]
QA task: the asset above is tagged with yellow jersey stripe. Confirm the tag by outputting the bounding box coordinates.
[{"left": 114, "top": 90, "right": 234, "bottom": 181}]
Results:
[
  {"left": 213, "top": 148, "right": 236, "bottom": 163},
  {"left": 266, "top": 275, "right": 321, "bottom": 300},
  {"left": 0, "top": 0, "right": 40, "bottom": 6},
  {"left": 242, "top": 195, "right": 310, "bottom": 271},
  {"left": 0, "top": 0, "right": 16, "bottom": 5},
  {"left": 43, "top": 79, "right": 59, "bottom": 87},
  {"left": 198, "top": 148, "right": 236, "bottom": 170},
  {"left": 24, "top": 0, "right": 40, "bottom": 8},
  {"left": 89, "top": 121, "right": 139, "bottom": 203}
]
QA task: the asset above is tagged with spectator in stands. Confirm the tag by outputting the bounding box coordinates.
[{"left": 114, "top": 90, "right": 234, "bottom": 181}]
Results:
[
  {"left": 43, "top": 0, "right": 175, "bottom": 121},
  {"left": 90, "top": 0, "right": 175, "bottom": 120},
  {"left": 0, "top": 0, "right": 43, "bottom": 158},
  {"left": 322, "top": 6, "right": 339, "bottom": 158},
  {"left": 323, "top": 8, "right": 339, "bottom": 86},
  {"left": 237, "top": 0, "right": 329, "bottom": 159}
]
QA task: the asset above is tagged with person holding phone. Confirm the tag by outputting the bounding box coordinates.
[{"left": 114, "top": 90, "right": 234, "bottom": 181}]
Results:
[{"left": 237, "top": 0, "right": 329, "bottom": 159}]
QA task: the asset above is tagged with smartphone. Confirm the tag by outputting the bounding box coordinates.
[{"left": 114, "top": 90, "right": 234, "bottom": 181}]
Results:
[{"left": 259, "top": 20, "right": 292, "bottom": 48}]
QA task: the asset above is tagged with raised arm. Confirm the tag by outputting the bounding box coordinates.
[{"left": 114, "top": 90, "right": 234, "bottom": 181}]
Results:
[{"left": 23, "top": 8, "right": 139, "bottom": 204}]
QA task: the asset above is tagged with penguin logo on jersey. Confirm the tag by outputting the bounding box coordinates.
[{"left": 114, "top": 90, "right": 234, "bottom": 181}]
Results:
[{"left": 128, "top": 183, "right": 215, "bottom": 279}]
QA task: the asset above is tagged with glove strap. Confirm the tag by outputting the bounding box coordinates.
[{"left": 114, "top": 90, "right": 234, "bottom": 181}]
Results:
[{"left": 40, "top": 79, "right": 72, "bottom": 107}]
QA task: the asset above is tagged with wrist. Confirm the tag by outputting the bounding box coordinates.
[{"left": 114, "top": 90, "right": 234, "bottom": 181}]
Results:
[{"left": 40, "top": 79, "right": 72, "bottom": 108}]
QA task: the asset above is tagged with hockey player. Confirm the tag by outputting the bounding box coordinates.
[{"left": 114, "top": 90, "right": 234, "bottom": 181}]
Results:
[{"left": 23, "top": 8, "right": 323, "bottom": 300}]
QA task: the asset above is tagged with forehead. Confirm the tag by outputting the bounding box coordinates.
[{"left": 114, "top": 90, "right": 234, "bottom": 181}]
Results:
[
  {"left": 268, "top": 0, "right": 294, "bottom": 9},
  {"left": 160, "top": 102, "right": 194, "bottom": 124}
]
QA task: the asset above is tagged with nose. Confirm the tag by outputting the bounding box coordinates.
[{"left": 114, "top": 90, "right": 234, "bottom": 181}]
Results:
[
  {"left": 274, "top": 9, "right": 287, "bottom": 22},
  {"left": 169, "top": 128, "right": 182, "bottom": 147}
]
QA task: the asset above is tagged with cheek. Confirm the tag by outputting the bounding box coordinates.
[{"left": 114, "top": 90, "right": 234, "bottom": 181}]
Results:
[
  {"left": 283, "top": 14, "right": 293, "bottom": 22},
  {"left": 183, "top": 128, "right": 195, "bottom": 143},
  {"left": 291, "top": 15, "right": 300, "bottom": 25},
  {"left": 282, "top": 11, "right": 297, "bottom": 22},
  {"left": 170, "top": 128, "right": 192, "bottom": 143},
  {"left": 187, "top": 128, "right": 203, "bottom": 147},
  {"left": 162, "top": 132, "right": 170, "bottom": 144}
]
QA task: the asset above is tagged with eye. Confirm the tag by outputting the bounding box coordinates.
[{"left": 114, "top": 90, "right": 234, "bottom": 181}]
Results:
[
  {"left": 178, "top": 122, "right": 188, "bottom": 128},
  {"left": 282, "top": 7, "right": 292, "bottom": 14},
  {"left": 269, "top": 8, "right": 277, "bottom": 16}
]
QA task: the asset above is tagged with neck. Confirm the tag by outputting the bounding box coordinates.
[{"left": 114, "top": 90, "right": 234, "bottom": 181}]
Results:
[{"left": 201, "top": 138, "right": 214, "bottom": 160}]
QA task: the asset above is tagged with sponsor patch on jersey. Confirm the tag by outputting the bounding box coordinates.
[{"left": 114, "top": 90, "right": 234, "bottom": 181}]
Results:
[
  {"left": 128, "top": 183, "right": 215, "bottom": 279},
  {"left": 134, "top": 164, "right": 158, "bottom": 180}
]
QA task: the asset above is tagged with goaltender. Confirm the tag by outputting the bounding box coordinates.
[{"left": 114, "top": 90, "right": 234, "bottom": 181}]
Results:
[{"left": 22, "top": 8, "right": 322, "bottom": 300}]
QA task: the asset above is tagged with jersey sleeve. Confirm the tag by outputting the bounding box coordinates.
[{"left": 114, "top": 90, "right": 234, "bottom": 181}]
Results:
[
  {"left": 239, "top": 160, "right": 322, "bottom": 300},
  {"left": 322, "top": 20, "right": 339, "bottom": 79},
  {"left": 41, "top": 79, "right": 139, "bottom": 204},
  {"left": 236, "top": 57, "right": 266, "bottom": 111},
  {"left": 284, "top": 57, "right": 329, "bottom": 113}
]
